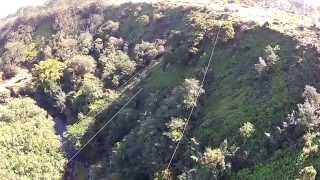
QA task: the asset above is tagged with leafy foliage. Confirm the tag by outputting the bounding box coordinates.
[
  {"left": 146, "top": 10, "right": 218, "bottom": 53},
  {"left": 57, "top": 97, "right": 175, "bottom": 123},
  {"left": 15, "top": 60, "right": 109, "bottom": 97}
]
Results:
[
  {"left": 66, "top": 88, "right": 119, "bottom": 148},
  {"left": 255, "top": 45, "right": 280, "bottom": 75},
  {"left": 239, "top": 122, "right": 255, "bottom": 139},
  {"left": 134, "top": 41, "right": 160, "bottom": 65},
  {"left": 199, "top": 148, "right": 226, "bottom": 179},
  {"left": 181, "top": 78, "right": 204, "bottom": 109},
  {"left": 302, "top": 132, "right": 320, "bottom": 156},
  {"left": 43, "top": 81, "right": 66, "bottom": 113},
  {"left": 65, "top": 55, "right": 96, "bottom": 77},
  {"left": 299, "top": 166, "right": 317, "bottom": 180},
  {"left": 188, "top": 11, "right": 235, "bottom": 42},
  {"left": 1, "top": 2, "right": 319, "bottom": 180},
  {"left": 296, "top": 85, "right": 320, "bottom": 129},
  {"left": 99, "top": 45, "right": 136, "bottom": 87},
  {"left": 0, "top": 98, "right": 66, "bottom": 179},
  {"left": 32, "top": 59, "right": 65, "bottom": 86},
  {"left": 163, "top": 117, "right": 186, "bottom": 142},
  {"left": 136, "top": 15, "right": 150, "bottom": 26},
  {"left": 78, "top": 32, "right": 93, "bottom": 54}
]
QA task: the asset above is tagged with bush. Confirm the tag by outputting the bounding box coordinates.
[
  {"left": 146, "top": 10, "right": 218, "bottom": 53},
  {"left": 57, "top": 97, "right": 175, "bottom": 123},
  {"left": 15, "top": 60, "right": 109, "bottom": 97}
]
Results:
[
  {"left": 43, "top": 81, "right": 66, "bottom": 113},
  {"left": 2, "top": 41, "right": 26, "bottom": 64},
  {"left": 32, "top": 59, "right": 65, "bottom": 86},
  {"left": 24, "top": 43, "right": 40, "bottom": 61},
  {"left": 200, "top": 148, "right": 226, "bottom": 174},
  {"left": 297, "top": 85, "right": 320, "bottom": 128},
  {"left": 188, "top": 11, "right": 235, "bottom": 42},
  {"left": 0, "top": 88, "right": 11, "bottom": 103},
  {"left": 78, "top": 74, "right": 104, "bottom": 103},
  {"left": 263, "top": 45, "right": 280, "bottom": 66},
  {"left": 163, "top": 117, "right": 186, "bottom": 142},
  {"left": 136, "top": 15, "right": 150, "bottom": 26},
  {"left": 98, "top": 20, "right": 120, "bottom": 35},
  {"left": 99, "top": 45, "right": 136, "bottom": 87},
  {"left": 0, "top": 98, "right": 66, "bottom": 179},
  {"left": 299, "top": 166, "right": 317, "bottom": 180},
  {"left": 153, "top": 169, "right": 173, "bottom": 180},
  {"left": 66, "top": 55, "right": 96, "bottom": 76},
  {"left": 68, "top": 74, "right": 105, "bottom": 116},
  {"left": 66, "top": 89, "right": 119, "bottom": 148},
  {"left": 239, "top": 122, "right": 255, "bottom": 139},
  {"left": 255, "top": 45, "right": 280, "bottom": 75},
  {"left": 134, "top": 41, "right": 159, "bottom": 65},
  {"left": 86, "top": 14, "right": 104, "bottom": 33},
  {"left": 78, "top": 32, "right": 93, "bottom": 54},
  {"left": 182, "top": 79, "right": 205, "bottom": 109},
  {"left": 302, "top": 132, "right": 320, "bottom": 155},
  {"left": 221, "top": 21, "right": 235, "bottom": 42}
]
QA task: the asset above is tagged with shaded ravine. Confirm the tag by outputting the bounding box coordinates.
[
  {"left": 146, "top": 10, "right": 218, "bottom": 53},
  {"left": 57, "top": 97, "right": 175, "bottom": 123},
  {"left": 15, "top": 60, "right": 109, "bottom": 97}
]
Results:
[
  {"left": 33, "top": 94, "right": 76, "bottom": 159},
  {"left": 32, "top": 94, "right": 79, "bottom": 179}
]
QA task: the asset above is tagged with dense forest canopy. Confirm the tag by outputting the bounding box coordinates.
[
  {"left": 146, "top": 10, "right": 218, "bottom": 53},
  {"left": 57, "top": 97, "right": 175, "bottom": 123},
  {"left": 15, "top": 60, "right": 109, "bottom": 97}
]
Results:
[{"left": 1, "top": 0, "right": 320, "bottom": 179}]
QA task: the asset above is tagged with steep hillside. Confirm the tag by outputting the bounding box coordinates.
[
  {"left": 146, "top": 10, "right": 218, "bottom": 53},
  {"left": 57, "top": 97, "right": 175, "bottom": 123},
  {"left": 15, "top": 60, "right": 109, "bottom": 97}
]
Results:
[{"left": 1, "top": 0, "right": 320, "bottom": 180}]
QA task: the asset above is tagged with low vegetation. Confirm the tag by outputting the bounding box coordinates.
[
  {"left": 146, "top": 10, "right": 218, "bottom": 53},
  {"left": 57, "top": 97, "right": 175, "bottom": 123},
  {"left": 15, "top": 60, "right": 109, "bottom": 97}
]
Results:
[{"left": 0, "top": 0, "right": 320, "bottom": 179}]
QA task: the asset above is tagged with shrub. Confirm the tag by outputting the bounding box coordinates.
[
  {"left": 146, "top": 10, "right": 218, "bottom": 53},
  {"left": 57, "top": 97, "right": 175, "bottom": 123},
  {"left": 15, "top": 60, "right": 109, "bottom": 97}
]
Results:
[
  {"left": 66, "top": 89, "right": 119, "bottom": 148},
  {"left": 78, "top": 74, "right": 104, "bottom": 103},
  {"left": 43, "top": 81, "right": 66, "bottom": 113},
  {"left": 255, "top": 45, "right": 280, "bottom": 75},
  {"left": 200, "top": 148, "right": 226, "bottom": 173},
  {"left": 239, "top": 122, "right": 255, "bottom": 139},
  {"left": 0, "top": 88, "right": 11, "bottom": 103},
  {"left": 78, "top": 32, "right": 93, "bottom": 54},
  {"left": 297, "top": 85, "right": 320, "bottom": 128},
  {"left": 32, "top": 59, "right": 65, "bottom": 86},
  {"left": 99, "top": 45, "right": 136, "bottom": 87},
  {"left": 299, "top": 166, "right": 317, "bottom": 180},
  {"left": 24, "top": 43, "right": 40, "bottom": 60},
  {"left": 263, "top": 45, "right": 280, "bottom": 66},
  {"left": 54, "top": 8, "right": 80, "bottom": 35},
  {"left": 51, "top": 35, "right": 78, "bottom": 60},
  {"left": 66, "top": 115, "right": 95, "bottom": 148},
  {"left": 182, "top": 78, "right": 205, "bottom": 109},
  {"left": 163, "top": 117, "right": 186, "bottom": 142},
  {"left": 0, "top": 98, "right": 66, "bottom": 179},
  {"left": 2, "top": 41, "right": 26, "bottom": 64},
  {"left": 188, "top": 11, "right": 235, "bottom": 42},
  {"left": 153, "top": 169, "right": 173, "bottom": 180},
  {"left": 87, "top": 14, "right": 104, "bottom": 33},
  {"left": 98, "top": 20, "right": 120, "bottom": 35},
  {"left": 66, "top": 55, "right": 96, "bottom": 76},
  {"left": 302, "top": 132, "right": 320, "bottom": 155},
  {"left": 136, "top": 15, "right": 150, "bottom": 26},
  {"left": 68, "top": 74, "right": 105, "bottom": 116},
  {"left": 221, "top": 21, "right": 235, "bottom": 42},
  {"left": 134, "top": 41, "right": 159, "bottom": 65}
]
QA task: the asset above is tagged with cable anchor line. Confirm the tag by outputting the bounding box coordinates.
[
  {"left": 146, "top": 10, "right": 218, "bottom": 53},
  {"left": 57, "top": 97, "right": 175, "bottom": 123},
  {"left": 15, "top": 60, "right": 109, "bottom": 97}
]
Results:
[
  {"left": 67, "top": 88, "right": 143, "bottom": 164},
  {"left": 161, "top": 19, "right": 224, "bottom": 179}
]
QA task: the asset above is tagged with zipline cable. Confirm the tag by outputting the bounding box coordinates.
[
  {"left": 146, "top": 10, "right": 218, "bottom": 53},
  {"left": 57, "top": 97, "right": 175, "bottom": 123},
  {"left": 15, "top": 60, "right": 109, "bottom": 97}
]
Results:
[
  {"left": 162, "top": 18, "right": 224, "bottom": 178},
  {"left": 67, "top": 88, "right": 143, "bottom": 163}
]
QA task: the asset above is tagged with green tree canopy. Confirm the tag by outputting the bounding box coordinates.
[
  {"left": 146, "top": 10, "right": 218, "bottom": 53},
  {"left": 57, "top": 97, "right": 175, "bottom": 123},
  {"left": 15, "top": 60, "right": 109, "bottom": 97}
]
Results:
[
  {"left": 32, "top": 59, "right": 65, "bottom": 86},
  {"left": 0, "top": 98, "right": 66, "bottom": 179}
]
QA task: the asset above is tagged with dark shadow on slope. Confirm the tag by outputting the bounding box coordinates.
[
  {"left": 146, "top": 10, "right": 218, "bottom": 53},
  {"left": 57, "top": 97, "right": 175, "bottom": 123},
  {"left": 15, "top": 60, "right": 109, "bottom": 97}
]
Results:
[{"left": 55, "top": 3, "right": 320, "bottom": 180}]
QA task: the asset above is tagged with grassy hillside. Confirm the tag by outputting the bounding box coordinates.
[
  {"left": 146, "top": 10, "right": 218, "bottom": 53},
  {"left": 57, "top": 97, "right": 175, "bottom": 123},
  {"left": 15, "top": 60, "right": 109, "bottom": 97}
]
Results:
[{"left": 1, "top": 1, "right": 320, "bottom": 180}]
